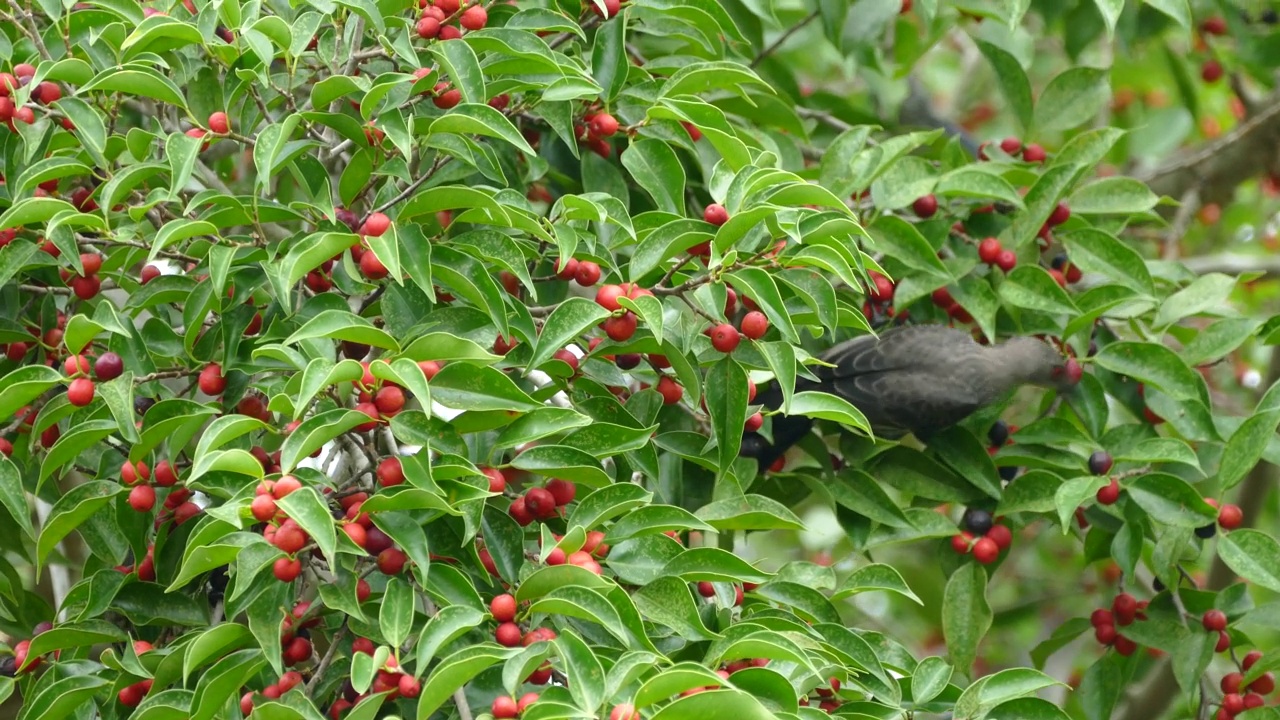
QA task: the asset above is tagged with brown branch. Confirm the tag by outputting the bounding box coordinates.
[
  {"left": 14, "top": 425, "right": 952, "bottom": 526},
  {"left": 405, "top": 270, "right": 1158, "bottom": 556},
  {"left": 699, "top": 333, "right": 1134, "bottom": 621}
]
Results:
[{"left": 1139, "top": 89, "right": 1280, "bottom": 213}]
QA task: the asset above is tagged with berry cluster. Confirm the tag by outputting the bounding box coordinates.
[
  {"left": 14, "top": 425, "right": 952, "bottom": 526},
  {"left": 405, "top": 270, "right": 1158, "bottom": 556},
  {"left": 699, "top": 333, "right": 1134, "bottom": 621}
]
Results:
[{"left": 950, "top": 507, "right": 1014, "bottom": 564}]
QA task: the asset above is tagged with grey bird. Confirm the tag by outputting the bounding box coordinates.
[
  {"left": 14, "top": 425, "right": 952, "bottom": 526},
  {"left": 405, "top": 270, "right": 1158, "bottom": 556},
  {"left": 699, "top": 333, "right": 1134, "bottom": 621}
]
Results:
[{"left": 743, "top": 324, "right": 1080, "bottom": 468}]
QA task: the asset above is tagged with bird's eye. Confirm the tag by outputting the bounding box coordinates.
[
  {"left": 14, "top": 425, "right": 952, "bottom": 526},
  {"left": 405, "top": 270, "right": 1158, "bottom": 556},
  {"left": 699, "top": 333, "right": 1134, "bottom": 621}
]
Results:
[{"left": 1050, "top": 366, "right": 1065, "bottom": 378}]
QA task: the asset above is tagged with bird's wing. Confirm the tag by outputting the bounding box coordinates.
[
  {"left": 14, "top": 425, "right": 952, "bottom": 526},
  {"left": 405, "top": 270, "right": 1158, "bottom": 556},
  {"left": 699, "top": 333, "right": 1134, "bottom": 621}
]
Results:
[
  {"left": 828, "top": 367, "right": 984, "bottom": 439},
  {"left": 816, "top": 325, "right": 975, "bottom": 381}
]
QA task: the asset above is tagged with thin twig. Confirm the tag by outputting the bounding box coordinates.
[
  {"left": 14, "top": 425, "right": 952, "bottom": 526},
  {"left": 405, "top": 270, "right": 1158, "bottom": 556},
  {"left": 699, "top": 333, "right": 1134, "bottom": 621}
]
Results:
[{"left": 750, "top": 9, "right": 820, "bottom": 68}]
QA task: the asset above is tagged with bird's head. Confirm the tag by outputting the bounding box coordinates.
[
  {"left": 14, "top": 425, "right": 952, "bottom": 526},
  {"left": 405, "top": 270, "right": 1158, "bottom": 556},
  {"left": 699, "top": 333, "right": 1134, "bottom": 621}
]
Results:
[{"left": 1000, "top": 336, "right": 1082, "bottom": 394}]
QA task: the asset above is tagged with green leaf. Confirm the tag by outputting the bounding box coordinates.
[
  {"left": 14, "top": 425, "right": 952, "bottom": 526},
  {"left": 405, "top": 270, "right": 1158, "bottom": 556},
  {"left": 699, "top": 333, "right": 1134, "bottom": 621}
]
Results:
[
  {"left": 0, "top": 365, "right": 63, "bottom": 422},
  {"left": 591, "top": 14, "right": 628, "bottom": 101},
  {"left": 1093, "top": 342, "right": 1208, "bottom": 404},
  {"left": 832, "top": 563, "right": 922, "bottom": 605},
  {"left": 787, "top": 391, "right": 872, "bottom": 435},
  {"left": 381, "top": 577, "right": 415, "bottom": 649},
  {"left": 1219, "top": 412, "right": 1280, "bottom": 489},
  {"left": 191, "top": 649, "right": 266, "bottom": 720},
  {"left": 724, "top": 267, "right": 799, "bottom": 344},
  {"left": 0, "top": 458, "right": 35, "bottom": 539},
  {"left": 1035, "top": 66, "right": 1110, "bottom": 133},
  {"left": 912, "top": 656, "right": 953, "bottom": 705},
  {"left": 82, "top": 65, "right": 188, "bottom": 109},
  {"left": 695, "top": 494, "right": 805, "bottom": 531},
  {"left": 416, "top": 605, "right": 486, "bottom": 669},
  {"left": 279, "top": 409, "right": 373, "bottom": 473},
  {"left": 526, "top": 297, "right": 609, "bottom": 372},
  {"left": 976, "top": 40, "right": 1034, "bottom": 131},
  {"left": 1154, "top": 273, "right": 1237, "bottom": 328},
  {"left": 705, "top": 358, "right": 748, "bottom": 477},
  {"left": 285, "top": 309, "right": 400, "bottom": 350},
  {"left": 1218, "top": 530, "right": 1280, "bottom": 593},
  {"left": 415, "top": 646, "right": 515, "bottom": 720},
  {"left": 622, "top": 139, "right": 686, "bottom": 215},
  {"left": 510, "top": 445, "right": 611, "bottom": 487},
  {"left": 429, "top": 39, "right": 485, "bottom": 104},
  {"left": 277, "top": 487, "right": 339, "bottom": 567},
  {"left": 37, "top": 481, "right": 123, "bottom": 575},
  {"left": 998, "top": 265, "right": 1078, "bottom": 315},
  {"left": 942, "top": 563, "right": 991, "bottom": 673},
  {"left": 1061, "top": 229, "right": 1154, "bottom": 296},
  {"left": 1068, "top": 177, "right": 1159, "bottom": 215},
  {"left": 868, "top": 216, "right": 950, "bottom": 280},
  {"left": 429, "top": 103, "right": 536, "bottom": 155},
  {"left": 430, "top": 363, "right": 541, "bottom": 412},
  {"left": 1125, "top": 473, "right": 1217, "bottom": 527}
]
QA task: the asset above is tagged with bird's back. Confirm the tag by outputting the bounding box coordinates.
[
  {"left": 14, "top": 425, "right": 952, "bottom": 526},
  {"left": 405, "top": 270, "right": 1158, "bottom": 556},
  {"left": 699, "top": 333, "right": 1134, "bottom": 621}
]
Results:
[{"left": 800, "top": 325, "right": 995, "bottom": 438}]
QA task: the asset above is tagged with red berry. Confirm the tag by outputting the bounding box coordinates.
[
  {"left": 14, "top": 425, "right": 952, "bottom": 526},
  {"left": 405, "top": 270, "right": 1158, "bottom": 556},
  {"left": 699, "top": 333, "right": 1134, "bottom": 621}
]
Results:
[
  {"left": 377, "top": 457, "right": 405, "bottom": 487},
  {"left": 710, "top": 323, "right": 740, "bottom": 353},
  {"left": 1112, "top": 593, "right": 1138, "bottom": 625},
  {"left": 1095, "top": 624, "right": 1117, "bottom": 645},
  {"left": 1022, "top": 143, "right": 1046, "bottom": 163},
  {"left": 1201, "top": 59, "right": 1224, "bottom": 84},
  {"left": 995, "top": 250, "right": 1017, "bottom": 272},
  {"left": 1222, "top": 672, "right": 1244, "bottom": 694},
  {"left": 744, "top": 412, "right": 764, "bottom": 433},
  {"left": 1113, "top": 635, "right": 1137, "bottom": 656},
  {"left": 1203, "top": 609, "right": 1228, "bottom": 632},
  {"left": 67, "top": 377, "right": 95, "bottom": 406},
  {"left": 999, "top": 137, "right": 1022, "bottom": 154},
  {"left": 556, "top": 258, "right": 579, "bottom": 281},
  {"left": 868, "top": 272, "right": 894, "bottom": 301},
  {"left": 575, "top": 260, "right": 602, "bottom": 286},
  {"left": 1090, "top": 609, "right": 1113, "bottom": 628},
  {"left": 950, "top": 533, "right": 971, "bottom": 554},
  {"left": 459, "top": 4, "right": 487, "bottom": 30},
  {"left": 1096, "top": 478, "right": 1120, "bottom": 505},
  {"left": 524, "top": 487, "right": 557, "bottom": 519},
  {"left": 432, "top": 83, "right": 462, "bottom": 109},
  {"left": 602, "top": 312, "right": 637, "bottom": 341},
  {"left": 374, "top": 385, "right": 406, "bottom": 415},
  {"left": 703, "top": 203, "right": 729, "bottom": 226},
  {"left": 588, "top": 112, "right": 619, "bottom": 138},
  {"left": 610, "top": 704, "right": 639, "bottom": 720},
  {"left": 273, "top": 556, "right": 302, "bottom": 582},
  {"left": 128, "top": 485, "right": 156, "bottom": 512},
  {"left": 1250, "top": 673, "right": 1275, "bottom": 695},
  {"left": 377, "top": 547, "right": 408, "bottom": 575},
  {"left": 740, "top": 311, "right": 768, "bottom": 340},
  {"left": 656, "top": 376, "right": 682, "bottom": 405},
  {"left": 483, "top": 467, "right": 506, "bottom": 493},
  {"left": 508, "top": 497, "right": 534, "bottom": 526},
  {"left": 362, "top": 214, "right": 392, "bottom": 240},
  {"left": 1201, "top": 16, "right": 1227, "bottom": 35},
  {"left": 596, "top": 284, "right": 626, "bottom": 311},
  {"left": 1218, "top": 504, "right": 1243, "bottom": 530},
  {"left": 416, "top": 15, "right": 441, "bottom": 38},
  {"left": 972, "top": 537, "right": 999, "bottom": 564},
  {"left": 273, "top": 475, "right": 302, "bottom": 499},
  {"left": 517, "top": 692, "right": 539, "bottom": 713},
  {"left": 1216, "top": 631, "right": 1231, "bottom": 653},
  {"left": 978, "top": 238, "right": 1002, "bottom": 265},
  {"left": 546, "top": 478, "right": 576, "bottom": 506},
  {"left": 912, "top": 194, "right": 938, "bottom": 218},
  {"left": 491, "top": 593, "right": 517, "bottom": 622},
  {"left": 398, "top": 674, "right": 421, "bottom": 698},
  {"left": 198, "top": 363, "right": 226, "bottom": 395},
  {"left": 986, "top": 524, "right": 1013, "bottom": 550},
  {"left": 495, "top": 623, "right": 522, "bottom": 647},
  {"left": 1222, "top": 694, "right": 1245, "bottom": 715},
  {"left": 1243, "top": 651, "right": 1263, "bottom": 670},
  {"left": 1047, "top": 202, "right": 1071, "bottom": 227},
  {"left": 208, "top": 111, "right": 230, "bottom": 134},
  {"left": 492, "top": 697, "right": 519, "bottom": 719}
]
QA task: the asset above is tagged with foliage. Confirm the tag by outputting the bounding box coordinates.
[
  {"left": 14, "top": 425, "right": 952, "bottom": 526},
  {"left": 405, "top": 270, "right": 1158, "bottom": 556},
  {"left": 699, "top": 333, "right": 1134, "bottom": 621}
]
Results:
[{"left": 0, "top": 1, "right": 1278, "bottom": 720}]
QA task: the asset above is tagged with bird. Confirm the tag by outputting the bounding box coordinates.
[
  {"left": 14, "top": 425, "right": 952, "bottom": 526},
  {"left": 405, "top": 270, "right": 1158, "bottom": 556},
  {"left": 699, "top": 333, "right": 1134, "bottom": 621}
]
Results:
[{"left": 742, "top": 324, "right": 1080, "bottom": 470}]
